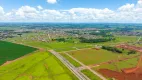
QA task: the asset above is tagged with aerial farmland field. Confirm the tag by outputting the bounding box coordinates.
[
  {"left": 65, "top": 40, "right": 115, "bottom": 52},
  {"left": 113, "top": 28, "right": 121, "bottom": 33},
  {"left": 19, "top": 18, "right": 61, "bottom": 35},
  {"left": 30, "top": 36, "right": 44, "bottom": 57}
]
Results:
[
  {"left": 93, "top": 57, "right": 139, "bottom": 72},
  {"left": 0, "top": 41, "right": 37, "bottom": 65},
  {"left": 0, "top": 51, "right": 78, "bottom": 80},
  {"left": 67, "top": 48, "right": 139, "bottom": 65},
  {"left": 0, "top": 23, "right": 142, "bottom": 80}
]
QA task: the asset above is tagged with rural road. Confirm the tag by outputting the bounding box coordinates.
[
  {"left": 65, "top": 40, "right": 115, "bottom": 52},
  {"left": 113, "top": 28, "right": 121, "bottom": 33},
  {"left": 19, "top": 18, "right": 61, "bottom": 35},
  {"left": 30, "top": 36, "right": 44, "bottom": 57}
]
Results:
[
  {"left": 65, "top": 52, "right": 107, "bottom": 80},
  {"left": 61, "top": 48, "right": 92, "bottom": 53},
  {"left": 49, "top": 50, "right": 90, "bottom": 80}
]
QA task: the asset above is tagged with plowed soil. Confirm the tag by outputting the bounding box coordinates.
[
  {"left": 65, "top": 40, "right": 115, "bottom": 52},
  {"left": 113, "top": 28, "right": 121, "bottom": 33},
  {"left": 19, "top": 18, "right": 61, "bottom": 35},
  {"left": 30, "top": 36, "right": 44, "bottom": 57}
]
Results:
[{"left": 99, "top": 56, "right": 142, "bottom": 80}]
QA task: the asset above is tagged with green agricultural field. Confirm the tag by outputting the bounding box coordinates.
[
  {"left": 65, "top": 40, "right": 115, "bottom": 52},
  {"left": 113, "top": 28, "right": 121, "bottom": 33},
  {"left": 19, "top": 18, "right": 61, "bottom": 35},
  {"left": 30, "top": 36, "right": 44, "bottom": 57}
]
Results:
[
  {"left": 68, "top": 49, "right": 139, "bottom": 65},
  {"left": 0, "top": 51, "right": 78, "bottom": 80},
  {"left": 0, "top": 41, "right": 37, "bottom": 65},
  {"left": 93, "top": 57, "right": 139, "bottom": 72}
]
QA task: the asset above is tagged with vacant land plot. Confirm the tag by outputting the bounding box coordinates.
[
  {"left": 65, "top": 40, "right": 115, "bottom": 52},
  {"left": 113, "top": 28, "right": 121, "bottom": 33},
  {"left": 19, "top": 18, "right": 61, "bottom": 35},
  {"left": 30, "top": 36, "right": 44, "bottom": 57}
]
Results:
[
  {"left": 68, "top": 49, "right": 139, "bottom": 65},
  {"left": 116, "top": 36, "right": 137, "bottom": 43},
  {"left": 0, "top": 41, "right": 37, "bottom": 65},
  {"left": 96, "top": 57, "right": 141, "bottom": 80},
  {"left": 93, "top": 57, "right": 139, "bottom": 72},
  {"left": 20, "top": 41, "right": 92, "bottom": 52},
  {"left": 43, "top": 42, "right": 92, "bottom": 52},
  {"left": 0, "top": 51, "right": 78, "bottom": 80}
]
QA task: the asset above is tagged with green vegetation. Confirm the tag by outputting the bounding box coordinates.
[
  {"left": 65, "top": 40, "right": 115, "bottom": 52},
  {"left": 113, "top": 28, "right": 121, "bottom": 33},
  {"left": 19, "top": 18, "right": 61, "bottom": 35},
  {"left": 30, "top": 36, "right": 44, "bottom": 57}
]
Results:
[
  {"left": 0, "top": 41, "right": 37, "bottom": 65},
  {"left": 102, "top": 46, "right": 137, "bottom": 55},
  {"left": 53, "top": 38, "right": 66, "bottom": 42},
  {"left": 79, "top": 37, "right": 115, "bottom": 43},
  {"left": 0, "top": 51, "right": 78, "bottom": 80},
  {"left": 6, "top": 33, "right": 93, "bottom": 52},
  {"left": 116, "top": 36, "right": 137, "bottom": 43},
  {"left": 102, "top": 46, "right": 123, "bottom": 54},
  {"left": 93, "top": 57, "right": 138, "bottom": 72},
  {"left": 61, "top": 53, "right": 81, "bottom": 67},
  {"left": 81, "top": 69, "right": 101, "bottom": 80},
  {"left": 68, "top": 49, "right": 138, "bottom": 65},
  {"left": 89, "top": 30, "right": 113, "bottom": 37},
  {"left": 128, "top": 50, "right": 137, "bottom": 55},
  {"left": 1, "top": 23, "right": 141, "bottom": 80},
  {"left": 25, "top": 41, "right": 92, "bottom": 52},
  {"left": 53, "top": 37, "right": 76, "bottom": 43}
]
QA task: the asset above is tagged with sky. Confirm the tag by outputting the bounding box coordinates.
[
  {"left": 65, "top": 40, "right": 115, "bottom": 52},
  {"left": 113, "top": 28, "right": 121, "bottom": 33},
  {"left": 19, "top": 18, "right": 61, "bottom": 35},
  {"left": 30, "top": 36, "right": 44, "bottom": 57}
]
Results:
[{"left": 0, "top": 0, "right": 142, "bottom": 23}]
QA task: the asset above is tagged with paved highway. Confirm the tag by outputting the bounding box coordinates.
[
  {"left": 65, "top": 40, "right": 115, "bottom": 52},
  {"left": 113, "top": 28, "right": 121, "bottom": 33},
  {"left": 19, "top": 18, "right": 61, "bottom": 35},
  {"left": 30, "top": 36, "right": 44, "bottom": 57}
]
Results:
[{"left": 49, "top": 50, "right": 90, "bottom": 80}]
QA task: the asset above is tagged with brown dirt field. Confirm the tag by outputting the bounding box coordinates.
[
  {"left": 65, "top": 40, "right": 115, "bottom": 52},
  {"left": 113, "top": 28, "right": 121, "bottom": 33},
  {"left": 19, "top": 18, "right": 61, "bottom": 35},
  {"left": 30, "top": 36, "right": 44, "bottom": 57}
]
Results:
[
  {"left": 99, "top": 69, "right": 142, "bottom": 80},
  {"left": 116, "top": 44, "right": 142, "bottom": 53},
  {"left": 99, "top": 56, "right": 142, "bottom": 80}
]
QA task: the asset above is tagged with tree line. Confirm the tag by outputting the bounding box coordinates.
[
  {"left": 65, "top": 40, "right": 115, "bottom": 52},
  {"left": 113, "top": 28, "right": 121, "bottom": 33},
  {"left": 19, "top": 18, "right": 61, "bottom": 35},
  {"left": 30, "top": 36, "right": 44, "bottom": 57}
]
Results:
[
  {"left": 102, "top": 46, "right": 137, "bottom": 55},
  {"left": 102, "top": 46, "right": 123, "bottom": 53},
  {"left": 79, "top": 37, "right": 115, "bottom": 43}
]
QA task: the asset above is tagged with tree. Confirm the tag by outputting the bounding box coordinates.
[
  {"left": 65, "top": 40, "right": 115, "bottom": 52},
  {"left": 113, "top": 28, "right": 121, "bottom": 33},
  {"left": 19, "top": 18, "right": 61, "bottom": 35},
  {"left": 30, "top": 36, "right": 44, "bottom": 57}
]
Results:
[{"left": 17, "top": 33, "right": 22, "bottom": 37}]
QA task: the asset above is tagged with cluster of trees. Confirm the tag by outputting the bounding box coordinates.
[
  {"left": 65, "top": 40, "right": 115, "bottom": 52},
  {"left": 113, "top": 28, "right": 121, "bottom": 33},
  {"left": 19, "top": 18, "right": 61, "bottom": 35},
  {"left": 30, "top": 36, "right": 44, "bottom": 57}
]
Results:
[
  {"left": 128, "top": 50, "right": 136, "bottom": 55},
  {"left": 53, "top": 37, "right": 75, "bottom": 43},
  {"left": 102, "top": 46, "right": 137, "bottom": 55},
  {"left": 102, "top": 46, "right": 123, "bottom": 54},
  {"left": 89, "top": 30, "right": 113, "bottom": 37},
  {"left": 54, "top": 38, "right": 66, "bottom": 42},
  {"left": 66, "top": 31, "right": 80, "bottom": 34},
  {"left": 79, "top": 37, "right": 115, "bottom": 43}
]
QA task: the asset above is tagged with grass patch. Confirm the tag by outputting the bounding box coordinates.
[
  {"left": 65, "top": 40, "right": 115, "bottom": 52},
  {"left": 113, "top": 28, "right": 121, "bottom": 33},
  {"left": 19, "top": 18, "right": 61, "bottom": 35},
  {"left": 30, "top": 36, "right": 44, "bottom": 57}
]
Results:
[
  {"left": 93, "top": 57, "right": 139, "bottom": 72},
  {"left": 60, "top": 53, "right": 81, "bottom": 67},
  {"left": 116, "top": 36, "right": 137, "bottom": 43},
  {"left": 81, "top": 69, "right": 101, "bottom": 80}
]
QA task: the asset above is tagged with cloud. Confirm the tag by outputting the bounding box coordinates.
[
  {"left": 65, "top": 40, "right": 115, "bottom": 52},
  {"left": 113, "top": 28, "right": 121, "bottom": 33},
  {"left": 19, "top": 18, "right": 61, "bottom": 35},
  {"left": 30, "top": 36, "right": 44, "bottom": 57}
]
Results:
[
  {"left": 137, "top": 0, "right": 142, "bottom": 8},
  {"left": 118, "top": 4, "right": 135, "bottom": 12},
  {"left": 37, "top": 5, "right": 43, "bottom": 10},
  {"left": 0, "top": 6, "right": 4, "bottom": 15},
  {"left": 0, "top": 0, "right": 142, "bottom": 23},
  {"left": 15, "top": 6, "right": 38, "bottom": 19},
  {"left": 47, "top": 0, "right": 57, "bottom": 4}
]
